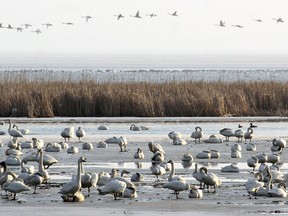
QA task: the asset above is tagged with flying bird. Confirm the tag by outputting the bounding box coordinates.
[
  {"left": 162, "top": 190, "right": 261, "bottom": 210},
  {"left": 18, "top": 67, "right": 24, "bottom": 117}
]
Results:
[
  {"left": 131, "top": 11, "right": 141, "bottom": 18},
  {"left": 17, "top": 27, "right": 24, "bottom": 32},
  {"left": 82, "top": 15, "right": 92, "bottom": 22},
  {"left": 31, "top": 29, "right": 41, "bottom": 34},
  {"left": 168, "top": 11, "right": 178, "bottom": 16},
  {"left": 232, "top": 25, "right": 244, "bottom": 28},
  {"left": 22, "top": 24, "right": 32, "bottom": 28},
  {"left": 273, "top": 17, "right": 284, "bottom": 23},
  {"left": 216, "top": 20, "right": 226, "bottom": 27},
  {"left": 146, "top": 13, "right": 157, "bottom": 18},
  {"left": 254, "top": 19, "right": 263, "bottom": 22},
  {"left": 62, "top": 22, "right": 74, "bottom": 25},
  {"left": 42, "top": 23, "right": 53, "bottom": 29},
  {"left": 114, "top": 14, "right": 124, "bottom": 20}
]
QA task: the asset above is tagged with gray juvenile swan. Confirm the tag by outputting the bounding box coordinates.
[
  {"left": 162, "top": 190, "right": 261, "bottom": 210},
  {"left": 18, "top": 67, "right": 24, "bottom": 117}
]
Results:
[
  {"left": 191, "top": 126, "right": 203, "bottom": 143},
  {"left": 75, "top": 127, "right": 86, "bottom": 142},
  {"left": 219, "top": 128, "right": 234, "bottom": 141}
]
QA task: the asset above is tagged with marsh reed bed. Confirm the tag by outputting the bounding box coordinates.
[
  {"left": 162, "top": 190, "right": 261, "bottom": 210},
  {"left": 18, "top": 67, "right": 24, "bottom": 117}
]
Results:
[{"left": 1, "top": 74, "right": 288, "bottom": 117}]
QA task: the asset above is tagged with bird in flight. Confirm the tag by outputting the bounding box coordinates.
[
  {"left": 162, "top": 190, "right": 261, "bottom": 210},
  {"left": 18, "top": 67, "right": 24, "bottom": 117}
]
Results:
[
  {"left": 146, "top": 13, "right": 157, "bottom": 18},
  {"left": 254, "top": 19, "right": 263, "bottom": 22},
  {"left": 216, "top": 20, "right": 226, "bottom": 27},
  {"left": 22, "top": 24, "right": 32, "bottom": 28},
  {"left": 31, "top": 29, "right": 41, "bottom": 34},
  {"left": 82, "top": 15, "right": 92, "bottom": 22},
  {"left": 131, "top": 11, "right": 141, "bottom": 18},
  {"left": 273, "top": 17, "right": 284, "bottom": 23},
  {"left": 232, "top": 24, "right": 244, "bottom": 28},
  {"left": 42, "top": 23, "right": 53, "bottom": 29},
  {"left": 6, "top": 24, "right": 15, "bottom": 29},
  {"left": 62, "top": 22, "right": 74, "bottom": 25},
  {"left": 168, "top": 11, "right": 178, "bottom": 16},
  {"left": 114, "top": 14, "right": 124, "bottom": 20}
]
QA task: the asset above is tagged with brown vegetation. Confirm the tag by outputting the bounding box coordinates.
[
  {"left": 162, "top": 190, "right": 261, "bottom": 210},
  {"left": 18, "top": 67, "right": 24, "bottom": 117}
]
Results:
[{"left": 1, "top": 78, "right": 288, "bottom": 117}]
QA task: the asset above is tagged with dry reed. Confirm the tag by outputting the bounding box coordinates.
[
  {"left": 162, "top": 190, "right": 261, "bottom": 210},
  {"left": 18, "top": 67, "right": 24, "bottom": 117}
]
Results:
[{"left": 1, "top": 78, "right": 288, "bottom": 117}]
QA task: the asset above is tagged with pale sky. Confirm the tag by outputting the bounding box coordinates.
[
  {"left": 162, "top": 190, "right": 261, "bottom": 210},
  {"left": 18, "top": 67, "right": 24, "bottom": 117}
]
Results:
[{"left": 1, "top": 0, "right": 288, "bottom": 68}]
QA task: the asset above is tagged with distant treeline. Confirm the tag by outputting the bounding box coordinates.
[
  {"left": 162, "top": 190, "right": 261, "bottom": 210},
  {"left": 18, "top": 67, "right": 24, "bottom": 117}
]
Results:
[{"left": 1, "top": 79, "right": 288, "bottom": 117}]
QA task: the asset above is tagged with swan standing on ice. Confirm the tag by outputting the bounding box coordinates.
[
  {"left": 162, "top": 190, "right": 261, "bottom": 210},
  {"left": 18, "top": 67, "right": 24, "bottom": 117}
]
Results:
[
  {"left": 219, "top": 128, "right": 234, "bottom": 141},
  {"left": 8, "top": 119, "right": 23, "bottom": 141},
  {"left": 61, "top": 127, "right": 74, "bottom": 142},
  {"left": 59, "top": 156, "right": 87, "bottom": 197},
  {"left": 234, "top": 127, "right": 244, "bottom": 142},
  {"left": 24, "top": 172, "right": 44, "bottom": 194},
  {"left": 75, "top": 127, "right": 86, "bottom": 142},
  {"left": 247, "top": 156, "right": 259, "bottom": 172},
  {"left": 98, "top": 179, "right": 127, "bottom": 200},
  {"left": 167, "top": 160, "right": 185, "bottom": 182},
  {"left": 117, "top": 136, "right": 128, "bottom": 152},
  {"left": 191, "top": 126, "right": 203, "bottom": 143},
  {"left": 244, "top": 128, "right": 254, "bottom": 142},
  {"left": 150, "top": 162, "right": 166, "bottom": 181},
  {"left": 201, "top": 167, "right": 222, "bottom": 193},
  {"left": 193, "top": 164, "right": 206, "bottom": 189},
  {"left": 163, "top": 179, "right": 190, "bottom": 199}
]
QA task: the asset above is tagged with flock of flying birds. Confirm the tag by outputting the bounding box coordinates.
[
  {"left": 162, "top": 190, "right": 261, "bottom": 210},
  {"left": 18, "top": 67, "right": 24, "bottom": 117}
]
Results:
[{"left": 0, "top": 9, "right": 286, "bottom": 35}]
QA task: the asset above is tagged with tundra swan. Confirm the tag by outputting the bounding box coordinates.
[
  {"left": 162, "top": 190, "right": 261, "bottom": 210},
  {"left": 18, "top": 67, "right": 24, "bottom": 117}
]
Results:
[
  {"left": 151, "top": 151, "right": 165, "bottom": 163},
  {"left": 255, "top": 154, "right": 268, "bottom": 163},
  {"left": 188, "top": 185, "right": 203, "bottom": 198},
  {"left": 98, "top": 179, "right": 127, "bottom": 200},
  {"left": 253, "top": 172, "right": 272, "bottom": 196},
  {"left": 23, "top": 150, "right": 58, "bottom": 169},
  {"left": 61, "top": 190, "right": 85, "bottom": 202},
  {"left": 5, "top": 155, "right": 21, "bottom": 166},
  {"left": 201, "top": 167, "right": 221, "bottom": 193},
  {"left": 267, "top": 182, "right": 287, "bottom": 197},
  {"left": 123, "top": 186, "right": 137, "bottom": 199},
  {"left": 245, "top": 172, "right": 265, "bottom": 198},
  {"left": 203, "top": 134, "right": 223, "bottom": 143},
  {"left": 37, "top": 148, "right": 49, "bottom": 185},
  {"left": 172, "top": 138, "right": 187, "bottom": 145},
  {"left": 168, "top": 11, "right": 178, "bottom": 16},
  {"left": 98, "top": 125, "right": 109, "bottom": 130},
  {"left": 219, "top": 128, "right": 234, "bottom": 141},
  {"left": 67, "top": 146, "right": 79, "bottom": 154},
  {"left": 163, "top": 179, "right": 189, "bottom": 199},
  {"left": 196, "top": 150, "right": 211, "bottom": 159},
  {"left": 97, "top": 141, "right": 107, "bottom": 148},
  {"left": 134, "top": 148, "right": 145, "bottom": 159},
  {"left": 8, "top": 119, "right": 23, "bottom": 140},
  {"left": 148, "top": 141, "right": 165, "bottom": 154},
  {"left": 181, "top": 153, "right": 193, "bottom": 163},
  {"left": 167, "top": 160, "right": 185, "bottom": 182},
  {"left": 131, "top": 172, "right": 144, "bottom": 182},
  {"left": 114, "top": 14, "right": 124, "bottom": 20},
  {"left": 244, "top": 128, "right": 254, "bottom": 143},
  {"left": 246, "top": 143, "right": 256, "bottom": 151},
  {"left": 45, "top": 142, "right": 62, "bottom": 152},
  {"left": 272, "top": 138, "right": 286, "bottom": 153},
  {"left": 193, "top": 164, "right": 206, "bottom": 189},
  {"left": 234, "top": 128, "right": 244, "bottom": 142},
  {"left": 168, "top": 131, "right": 182, "bottom": 140},
  {"left": 247, "top": 156, "right": 259, "bottom": 172},
  {"left": 20, "top": 140, "right": 33, "bottom": 149},
  {"left": 231, "top": 150, "right": 242, "bottom": 158},
  {"left": 82, "top": 142, "right": 93, "bottom": 151},
  {"left": 150, "top": 162, "right": 166, "bottom": 181},
  {"left": 75, "top": 127, "right": 86, "bottom": 142},
  {"left": 32, "top": 138, "right": 44, "bottom": 149},
  {"left": 82, "top": 15, "right": 92, "bottom": 22},
  {"left": 77, "top": 161, "right": 98, "bottom": 196},
  {"left": 117, "top": 136, "right": 128, "bottom": 152},
  {"left": 210, "top": 150, "right": 220, "bottom": 158},
  {"left": 59, "top": 156, "right": 87, "bottom": 196},
  {"left": 231, "top": 143, "right": 242, "bottom": 152},
  {"left": 20, "top": 159, "right": 34, "bottom": 174},
  {"left": 191, "top": 126, "right": 203, "bottom": 143},
  {"left": 24, "top": 172, "right": 44, "bottom": 194},
  {"left": 61, "top": 127, "right": 74, "bottom": 142},
  {"left": 221, "top": 164, "right": 240, "bottom": 173}
]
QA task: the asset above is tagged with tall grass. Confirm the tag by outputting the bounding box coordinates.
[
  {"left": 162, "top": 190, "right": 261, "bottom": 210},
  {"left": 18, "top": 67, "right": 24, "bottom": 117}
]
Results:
[{"left": 1, "top": 78, "right": 288, "bottom": 117}]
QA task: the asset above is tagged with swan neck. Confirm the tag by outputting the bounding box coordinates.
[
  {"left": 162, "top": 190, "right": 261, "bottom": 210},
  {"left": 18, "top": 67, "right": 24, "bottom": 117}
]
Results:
[
  {"left": 169, "top": 161, "right": 175, "bottom": 180},
  {"left": 76, "top": 160, "right": 82, "bottom": 185},
  {"left": 38, "top": 149, "right": 44, "bottom": 172}
]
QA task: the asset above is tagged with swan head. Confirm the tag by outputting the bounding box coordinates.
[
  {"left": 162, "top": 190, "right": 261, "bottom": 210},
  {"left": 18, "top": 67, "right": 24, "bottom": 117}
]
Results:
[{"left": 79, "top": 156, "right": 87, "bottom": 163}]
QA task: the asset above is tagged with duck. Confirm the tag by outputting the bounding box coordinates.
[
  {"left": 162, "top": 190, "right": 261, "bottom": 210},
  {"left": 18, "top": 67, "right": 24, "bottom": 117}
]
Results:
[
  {"left": 82, "top": 142, "right": 93, "bottom": 151},
  {"left": 244, "top": 128, "right": 254, "bottom": 142},
  {"left": 191, "top": 126, "right": 203, "bottom": 143},
  {"left": 219, "top": 128, "right": 234, "bottom": 141},
  {"left": 98, "top": 179, "right": 127, "bottom": 200},
  {"left": 75, "top": 127, "right": 86, "bottom": 142},
  {"left": 188, "top": 185, "right": 203, "bottom": 198},
  {"left": 134, "top": 148, "right": 145, "bottom": 159},
  {"left": 148, "top": 141, "right": 165, "bottom": 154},
  {"left": 59, "top": 156, "right": 87, "bottom": 197}
]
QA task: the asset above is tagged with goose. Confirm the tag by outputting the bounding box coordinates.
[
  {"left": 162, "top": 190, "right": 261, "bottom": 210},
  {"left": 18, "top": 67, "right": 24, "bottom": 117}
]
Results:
[
  {"left": 191, "top": 126, "right": 203, "bottom": 143},
  {"left": 246, "top": 143, "right": 256, "bottom": 151},
  {"left": 32, "top": 138, "right": 44, "bottom": 149},
  {"left": 148, "top": 141, "right": 165, "bottom": 154},
  {"left": 98, "top": 125, "right": 109, "bottom": 130},
  {"left": 2, "top": 171, "right": 31, "bottom": 200},
  {"left": 117, "top": 136, "right": 127, "bottom": 152},
  {"left": 245, "top": 172, "right": 265, "bottom": 198},
  {"left": 75, "top": 127, "right": 86, "bottom": 142},
  {"left": 221, "top": 164, "right": 240, "bottom": 173},
  {"left": 8, "top": 119, "right": 23, "bottom": 140},
  {"left": 67, "top": 146, "right": 79, "bottom": 154},
  {"left": 219, "top": 128, "right": 234, "bottom": 141},
  {"left": 267, "top": 182, "right": 287, "bottom": 197},
  {"left": 45, "top": 142, "right": 62, "bottom": 152},
  {"left": 203, "top": 134, "right": 223, "bottom": 143},
  {"left": 114, "top": 14, "right": 124, "bottom": 20},
  {"left": 201, "top": 167, "right": 222, "bottom": 193},
  {"left": 131, "top": 172, "right": 144, "bottom": 182},
  {"left": 61, "top": 190, "right": 85, "bottom": 202},
  {"left": 250, "top": 123, "right": 258, "bottom": 128},
  {"left": 130, "top": 11, "right": 141, "bottom": 18},
  {"left": 167, "top": 160, "right": 185, "bottom": 182},
  {"left": 82, "top": 142, "right": 93, "bottom": 151},
  {"left": 216, "top": 20, "right": 226, "bottom": 27},
  {"left": 150, "top": 162, "right": 166, "bottom": 181},
  {"left": 42, "top": 23, "right": 53, "bottom": 28},
  {"left": 196, "top": 150, "right": 211, "bottom": 159},
  {"left": 234, "top": 129, "right": 244, "bottom": 142},
  {"left": 273, "top": 17, "right": 284, "bottom": 23},
  {"left": 163, "top": 179, "right": 189, "bottom": 199},
  {"left": 59, "top": 156, "right": 87, "bottom": 197},
  {"left": 247, "top": 156, "right": 259, "bottom": 172},
  {"left": 123, "top": 186, "right": 137, "bottom": 199},
  {"left": 98, "top": 179, "right": 127, "bottom": 200},
  {"left": 134, "top": 148, "right": 144, "bottom": 159},
  {"left": 181, "top": 153, "right": 193, "bottom": 163},
  {"left": 31, "top": 29, "right": 41, "bottom": 34},
  {"left": 193, "top": 164, "right": 206, "bottom": 189},
  {"left": 188, "top": 185, "right": 203, "bottom": 198},
  {"left": 146, "top": 13, "right": 157, "bottom": 18},
  {"left": 168, "top": 11, "right": 178, "bottom": 16},
  {"left": 82, "top": 15, "right": 92, "bottom": 22},
  {"left": 97, "top": 141, "right": 107, "bottom": 148},
  {"left": 24, "top": 172, "right": 44, "bottom": 194},
  {"left": 168, "top": 131, "right": 182, "bottom": 140},
  {"left": 151, "top": 151, "right": 165, "bottom": 163}
]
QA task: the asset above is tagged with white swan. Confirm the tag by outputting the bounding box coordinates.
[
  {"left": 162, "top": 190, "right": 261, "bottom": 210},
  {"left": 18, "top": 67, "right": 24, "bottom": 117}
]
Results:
[
  {"left": 82, "top": 15, "right": 92, "bottom": 22},
  {"left": 148, "top": 141, "right": 165, "bottom": 154},
  {"left": 61, "top": 190, "right": 85, "bottom": 202},
  {"left": 45, "top": 142, "right": 62, "bottom": 152},
  {"left": 188, "top": 185, "right": 203, "bottom": 198},
  {"left": 67, "top": 146, "right": 79, "bottom": 154},
  {"left": 201, "top": 167, "right": 221, "bottom": 193},
  {"left": 98, "top": 179, "right": 127, "bottom": 200},
  {"left": 272, "top": 138, "right": 286, "bottom": 153},
  {"left": 193, "top": 164, "right": 206, "bottom": 189},
  {"left": 234, "top": 128, "right": 244, "bottom": 142},
  {"left": 151, "top": 151, "right": 165, "bottom": 163},
  {"left": 203, "top": 134, "right": 223, "bottom": 143},
  {"left": 231, "top": 143, "right": 242, "bottom": 152},
  {"left": 245, "top": 172, "right": 265, "bottom": 198},
  {"left": 131, "top": 172, "right": 144, "bottom": 182},
  {"left": 97, "top": 141, "right": 107, "bottom": 148},
  {"left": 172, "top": 138, "right": 187, "bottom": 145},
  {"left": 123, "top": 186, "right": 137, "bottom": 199},
  {"left": 267, "top": 154, "right": 280, "bottom": 165},
  {"left": 244, "top": 128, "right": 253, "bottom": 143},
  {"left": 168, "top": 131, "right": 182, "bottom": 140},
  {"left": 117, "top": 136, "right": 128, "bottom": 152},
  {"left": 221, "top": 164, "right": 240, "bottom": 173},
  {"left": 20, "top": 140, "right": 33, "bottom": 149},
  {"left": 61, "top": 127, "right": 74, "bottom": 142},
  {"left": 37, "top": 148, "right": 49, "bottom": 185},
  {"left": 77, "top": 161, "right": 98, "bottom": 196},
  {"left": 246, "top": 143, "right": 256, "bottom": 151},
  {"left": 231, "top": 150, "right": 242, "bottom": 158},
  {"left": 24, "top": 172, "right": 44, "bottom": 194},
  {"left": 98, "top": 125, "right": 109, "bottom": 130},
  {"left": 219, "top": 128, "right": 234, "bottom": 141},
  {"left": 181, "top": 153, "right": 193, "bottom": 163},
  {"left": 20, "top": 159, "right": 34, "bottom": 174},
  {"left": 59, "top": 156, "right": 87, "bottom": 196},
  {"left": 82, "top": 142, "right": 93, "bottom": 151},
  {"left": 32, "top": 137, "right": 44, "bottom": 149},
  {"left": 247, "top": 156, "right": 259, "bottom": 172},
  {"left": 150, "top": 162, "right": 166, "bottom": 181},
  {"left": 196, "top": 150, "right": 211, "bottom": 159},
  {"left": 42, "top": 23, "right": 53, "bottom": 29},
  {"left": 267, "top": 182, "right": 287, "bottom": 197},
  {"left": 8, "top": 119, "right": 23, "bottom": 140},
  {"left": 168, "top": 11, "right": 178, "bottom": 16},
  {"left": 75, "top": 127, "right": 86, "bottom": 142},
  {"left": 23, "top": 150, "right": 58, "bottom": 169},
  {"left": 163, "top": 179, "right": 189, "bottom": 199},
  {"left": 5, "top": 155, "right": 21, "bottom": 166},
  {"left": 254, "top": 172, "right": 272, "bottom": 197},
  {"left": 255, "top": 154, "right": 268, "bottom": 163},
  {"left": 191, "top": 126, "right": 203, "bottom": 143},
  {"left": 167, "top": 160, "right": 185, "bottom": 182},
  {"left": 134, "top": 148, "right": 144, "bottom": 159},
  {"left": 210, "top": 150, "right": 220, "bottom": 158},
  {"left": 5, "top": 148, "right": 23, "bottom": 156}
]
